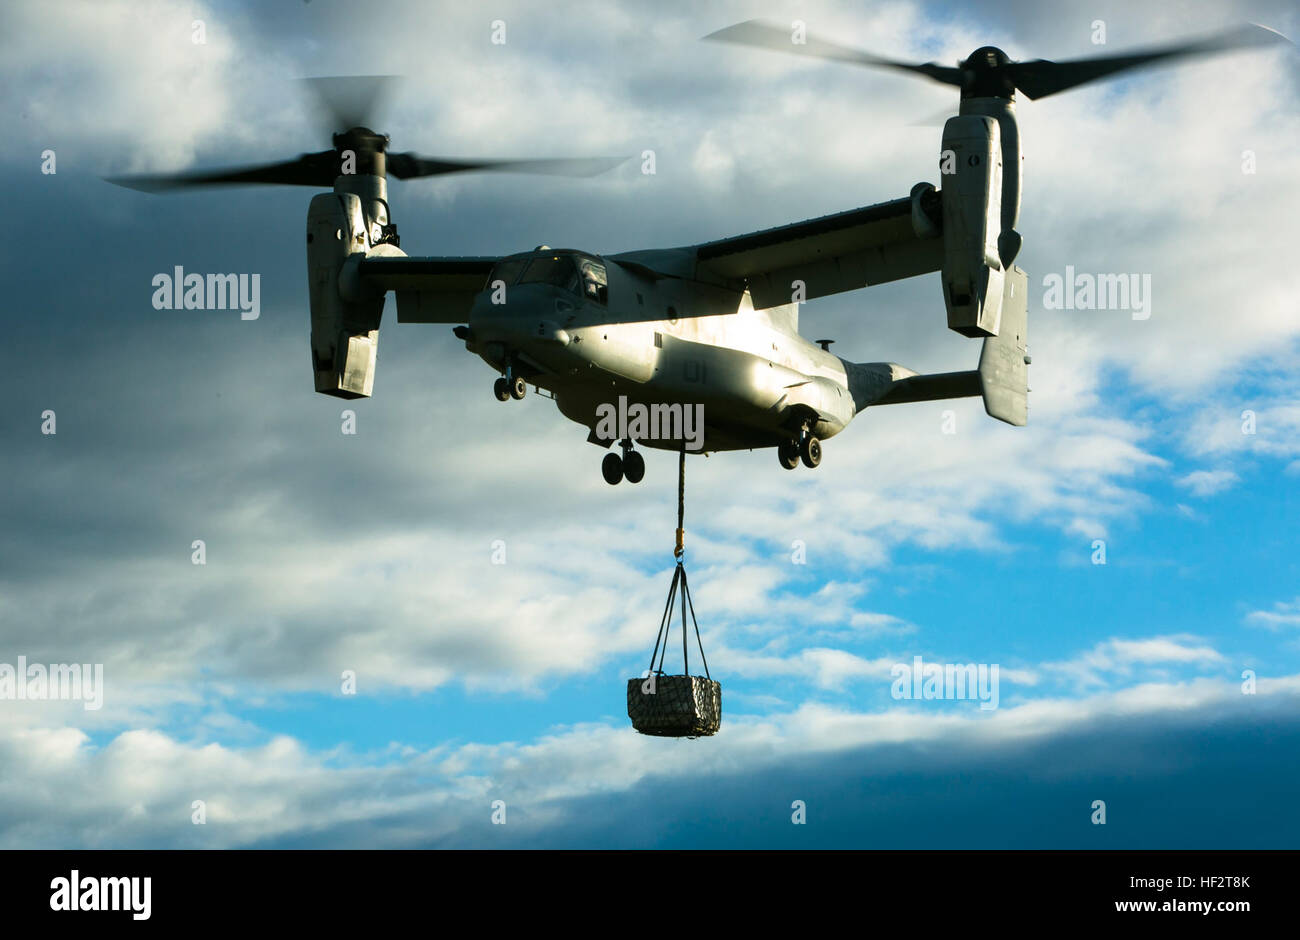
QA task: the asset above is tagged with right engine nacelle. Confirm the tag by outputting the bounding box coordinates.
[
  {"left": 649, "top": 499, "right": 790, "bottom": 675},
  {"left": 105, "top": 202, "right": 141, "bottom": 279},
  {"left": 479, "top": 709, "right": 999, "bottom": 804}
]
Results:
[
  {"left": 940, "top": 114, "right": 1005, "bottom": 338},
  {"left": 306, "top": 191, "right": 391, "bottom": 398}
]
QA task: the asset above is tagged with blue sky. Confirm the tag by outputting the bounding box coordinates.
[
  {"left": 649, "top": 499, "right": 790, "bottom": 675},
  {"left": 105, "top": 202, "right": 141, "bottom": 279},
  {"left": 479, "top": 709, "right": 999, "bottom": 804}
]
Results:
[{"left": 1, "top": 0, "right": 1298, "bottom": 848}]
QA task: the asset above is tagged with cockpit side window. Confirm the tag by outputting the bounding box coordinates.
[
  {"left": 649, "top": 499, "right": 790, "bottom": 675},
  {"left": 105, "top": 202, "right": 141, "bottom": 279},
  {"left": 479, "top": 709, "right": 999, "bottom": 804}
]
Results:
[
  {"left": 580, "top": 260, "right": 608, "bottom": 304},
  {"left": 519, "top": 256, "right": 580, "bottom": 293}
]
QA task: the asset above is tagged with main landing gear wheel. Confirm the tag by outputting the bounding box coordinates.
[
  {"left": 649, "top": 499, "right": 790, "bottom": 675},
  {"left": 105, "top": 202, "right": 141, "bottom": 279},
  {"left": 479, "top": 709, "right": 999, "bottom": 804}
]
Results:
[
  {"left": 493, "top": 377, "right": 510, "bottom": 402},
  {"left": 510, "top": 376, "right": 527, "bottom": 400},
  {"left": 778, "top": 441, "right": 800, "bottom": 470},
  {"left": 602, "top": 452, "right": 624, "bottom": 485},
  {"left": 800, "top": 435, "right": 822, "bottom": 469},
  {"left": 623, "top": 449, "right": 646, "bottom": 484},
  {"left": 603, "top": 445, "right": 646, "bottom": 485}
]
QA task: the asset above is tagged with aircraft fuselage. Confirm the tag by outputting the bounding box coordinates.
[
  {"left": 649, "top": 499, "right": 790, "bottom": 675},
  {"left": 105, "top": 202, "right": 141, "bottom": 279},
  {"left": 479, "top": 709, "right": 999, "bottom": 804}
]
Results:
[{"left": 465, "top": 248, "right": 861, "bottom": 452}]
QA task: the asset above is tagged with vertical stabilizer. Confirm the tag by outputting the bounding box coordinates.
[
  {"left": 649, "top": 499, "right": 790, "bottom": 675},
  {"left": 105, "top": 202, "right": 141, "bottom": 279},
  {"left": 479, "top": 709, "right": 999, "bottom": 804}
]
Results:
[{"left": 978, "top": 264, "right": 1028, "bottom": 425}]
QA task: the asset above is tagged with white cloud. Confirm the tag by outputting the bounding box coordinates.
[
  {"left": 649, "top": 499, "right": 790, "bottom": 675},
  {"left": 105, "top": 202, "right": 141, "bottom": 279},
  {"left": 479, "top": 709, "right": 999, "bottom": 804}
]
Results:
[
  {"left": 1246, "top": 598, "right": 1300, "bottom": 630},
  {"left": 1, "top": 671, "right": 1294, "bottom": 847},
  {"left": 1176, "top": 468, "right": 1240, "bottom": 497},
  {"left": 716, "top": 645, "right": 898, "bottom": 689},
  {"left": 1184, "top": 401, "right": 1300, "bottom": 461},
  {"left": 0, "top": 0, "right": 305, "bottom": 170},
  {"left": 1043, "top": 634, "right": 1227, "bottom": 689}
]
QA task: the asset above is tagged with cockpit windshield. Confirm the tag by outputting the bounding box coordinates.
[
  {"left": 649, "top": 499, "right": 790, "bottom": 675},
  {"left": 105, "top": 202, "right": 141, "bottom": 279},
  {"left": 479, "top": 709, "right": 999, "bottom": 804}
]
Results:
[
  {"left": 493, "top": 252, "right": 609, "bottom": 304},
  {"left": 519, "top": 255, "right": 580, "bottom": 292},
  {"left": 487, "top": 258, "right": 527, "bottom": 287}
]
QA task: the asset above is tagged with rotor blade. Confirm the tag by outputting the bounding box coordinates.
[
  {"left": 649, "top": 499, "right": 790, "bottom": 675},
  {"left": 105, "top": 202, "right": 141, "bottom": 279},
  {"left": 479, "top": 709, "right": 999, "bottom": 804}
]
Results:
[
  {"left": 704, "top": 19, "right": 963, "bottom": 86},
  {"left": 301, "top": 75, "right": 399, "bottom": 131},
  {"left": 105, "top": 150, "right": 338, "bottom": 192},
  {"left": 1010, "top": 23, "right": 1291, "bottom": 100},
  {"left": 387, "top": 153, "right": 629, "bottom": 179}
]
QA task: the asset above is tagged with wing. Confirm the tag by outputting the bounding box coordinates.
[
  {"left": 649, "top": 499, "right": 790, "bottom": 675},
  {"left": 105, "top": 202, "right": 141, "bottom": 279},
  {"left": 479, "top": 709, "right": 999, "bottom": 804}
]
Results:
[
  {"left": 357, "top": 255, "right": 498, "bottom": 323},
  {"left": 687, "top": 189, "right": 942, "bottom": 309}
]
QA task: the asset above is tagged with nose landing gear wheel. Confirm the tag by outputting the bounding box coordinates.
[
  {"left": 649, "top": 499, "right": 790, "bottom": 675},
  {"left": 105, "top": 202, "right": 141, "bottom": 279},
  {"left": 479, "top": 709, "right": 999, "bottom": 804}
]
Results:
[
  {"left": 493, "top": 377, "right": 510, "bottom": 402},
  {"left": 602, "top": 452, "right": 624, "bottom": 485},
  {"left": 800, "top": 435, "right": 822, "bottom": 468},
  {"left": 510, "top": 376, "right": 527, "bottom": 400},
  {"left": 778, "top": 441, "right": 800, "bottom": 470},
  {"left": 623, "top": 450, "right": 646, "bottom": 484}
]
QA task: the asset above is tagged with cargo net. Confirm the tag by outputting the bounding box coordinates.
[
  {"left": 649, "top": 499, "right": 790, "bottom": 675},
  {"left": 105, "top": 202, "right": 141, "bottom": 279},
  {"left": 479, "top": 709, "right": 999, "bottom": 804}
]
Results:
[{"left": 627, "top": 560, "right": 721, "bottom": 738}]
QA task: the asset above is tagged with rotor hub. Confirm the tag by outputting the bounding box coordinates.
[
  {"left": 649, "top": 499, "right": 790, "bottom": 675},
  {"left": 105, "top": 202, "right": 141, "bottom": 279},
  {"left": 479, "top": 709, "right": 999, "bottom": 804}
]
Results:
[
  {"left": 332, "top": 127, "right": 389, "bottom": 152},
  {"left": 331, "top": 127, "right": 390, "bottom": 178},
  {"left": 959, "top": 46, "right": 1017, "bottom": 100}
]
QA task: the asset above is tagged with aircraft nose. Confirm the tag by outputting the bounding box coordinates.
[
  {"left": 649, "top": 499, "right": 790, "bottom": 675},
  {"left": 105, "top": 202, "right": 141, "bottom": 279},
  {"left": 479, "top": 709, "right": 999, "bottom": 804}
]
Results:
[
  {"left": 531, "top": 319, "right": 571, "bottom": 346},
  {"left": 470, "top": 292, "right": 571, "bottom": 347}
]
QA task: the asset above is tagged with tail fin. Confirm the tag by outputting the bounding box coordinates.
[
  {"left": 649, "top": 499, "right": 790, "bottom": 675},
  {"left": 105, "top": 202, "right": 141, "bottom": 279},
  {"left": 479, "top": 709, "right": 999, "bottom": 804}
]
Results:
[
  {"left": 977, "top": 264, "right": 1028, "bottom": 426},
  {"left": 850, "top": 264, "right": 1028, "bottom": 425}
]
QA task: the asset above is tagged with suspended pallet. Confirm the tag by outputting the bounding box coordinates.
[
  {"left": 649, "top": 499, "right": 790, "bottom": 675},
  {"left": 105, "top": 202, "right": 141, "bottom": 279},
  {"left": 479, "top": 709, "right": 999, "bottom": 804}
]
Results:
[
  {"left": 627, "top": 674, "right": 720, "bottom": 737},
  {"left": 627, "top": 449, "right": 721, "bottom": 738}
]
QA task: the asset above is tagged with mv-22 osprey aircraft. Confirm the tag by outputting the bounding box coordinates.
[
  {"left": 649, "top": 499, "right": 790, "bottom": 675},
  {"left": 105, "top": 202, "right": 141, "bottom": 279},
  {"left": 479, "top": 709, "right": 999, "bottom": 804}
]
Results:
[{"left": 113, "top": 22, "right": 1287, "bottom": 484}]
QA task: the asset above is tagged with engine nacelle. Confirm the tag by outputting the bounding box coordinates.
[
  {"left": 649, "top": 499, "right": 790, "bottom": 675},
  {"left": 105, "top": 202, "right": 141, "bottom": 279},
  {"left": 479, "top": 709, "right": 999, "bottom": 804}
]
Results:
[
  {"left": 306, "top": 191, "right": 399, "bottom": 398},
  {"left": 940, "top": 114, "right": 1004, "bottom": 338}
]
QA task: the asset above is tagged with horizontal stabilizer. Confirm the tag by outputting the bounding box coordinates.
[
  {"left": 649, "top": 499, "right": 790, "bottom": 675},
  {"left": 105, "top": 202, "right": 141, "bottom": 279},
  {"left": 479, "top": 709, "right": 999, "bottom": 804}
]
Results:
[{"left": 872, "top": 370, "right": 980, "bottom": 405}]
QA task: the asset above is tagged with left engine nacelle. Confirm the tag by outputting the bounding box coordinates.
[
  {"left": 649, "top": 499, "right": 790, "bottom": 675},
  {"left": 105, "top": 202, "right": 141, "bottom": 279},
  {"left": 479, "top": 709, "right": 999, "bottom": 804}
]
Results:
[{"left": 306, "top": 192, "right": 392, "bottom": 398}]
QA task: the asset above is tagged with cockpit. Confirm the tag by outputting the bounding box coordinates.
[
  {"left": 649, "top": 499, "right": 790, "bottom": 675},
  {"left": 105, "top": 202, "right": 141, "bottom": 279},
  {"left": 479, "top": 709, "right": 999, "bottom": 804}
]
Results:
[{"left": 487, "top": 250, "right": 608, "bottom": 304}]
